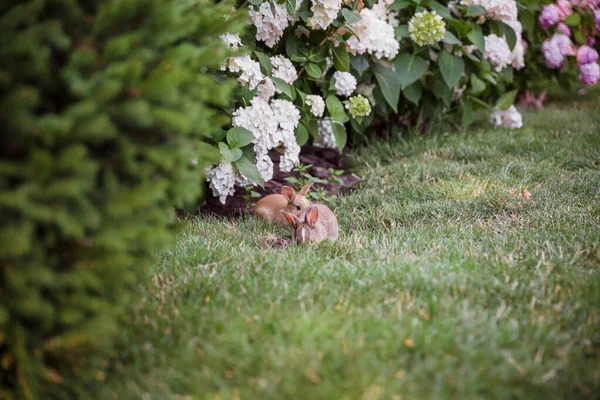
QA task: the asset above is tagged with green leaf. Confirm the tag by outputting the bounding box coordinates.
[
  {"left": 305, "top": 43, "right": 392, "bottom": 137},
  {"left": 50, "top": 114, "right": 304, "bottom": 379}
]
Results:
[
  {"left": 332, "top": 45, "right": 350, "bottom": 72},
  {"left": 286, "top": 35, "right": 303, "bottom": 60},
  {"left": 470, "top": 74, "right": 486, "bottom": 95},
  {"left": 495, "top": 89, "right": 518, "bottom": 110},
  {"left": 305, "top": 63, "right": 322, "bottom": 78},
  {"left": 286, "top": 0, "right": 296, "bottom": 15},
  {"left": 234, "top": 156, "right": 264, "bottom": 187},
  {"left": 227, "top": 127, "right": 254, "bottom": 149},
  {"left": 212, "top": 129, "right": 227, "bottom": 143},
  {"left": 442, "top": 31, "right": 461, "bottom": 45},
  {"left": 326, "top": 95, "right": 348, "bottom": 123},
  {"left": 565, "top": 13, "right": 581, "bottom": 27},
  {"left": 395, "top": 53, "right": 427, "bottom": 89},
  {"left": 394, "top": 25, "right": 409, "bottom": 39},
  {"left": 388, "top": 0, "right": 410, "bottom": 10},
  {"left": 439, "top": 51, "right": 464, "bottom": 89},
  {"left": 424, "top": 0, "right": 452, "bottom": 19},
  {"left": 431, "top": 76, "right": 452, "bottom": 107},
  {"left": 219, "top": 142, "right": 242, "bottom": 162},
  {"left": 331, "top": 122, "right": 347, "bottom": 152},
  {"left": 374, "top": 63, "right": 401, "bottom": 113},
  {"left": 465, "top": 5, "right": 486, "bottom": 17},
  {"left": 350, "top": 55, "right": 370, "bottom": 77},
  {"left": 307, "top": 119, "right": 319, "bottom": 140},
  {"left": 462, "top": 99, "right": 473, "bottom": 127},
  {"left": 342, "top": 8, "right": 361, "bottom": 24},
  {"left": 467, "top": 24, "right": 485, "bottom": 53},
  {"left": 499, "top": 21, "right": 517, "bottom": 50},
  {"left": 254, "top": 51, "right": 272, "bottom": 75},
  {"left": 296, "top": 123, "right": 309, "bottom": 146},
  {"left": 271, "top": 77, "right": 293, "bottom": 100},
  {"left": 403, "top": 81, "right": 422, "bottom": 105}
]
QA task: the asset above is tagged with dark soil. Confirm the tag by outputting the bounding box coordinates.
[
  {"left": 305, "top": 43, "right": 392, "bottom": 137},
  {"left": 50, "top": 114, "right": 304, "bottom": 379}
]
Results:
[{"left": 199, "top": 146, "right": 362, "bottom": 217}]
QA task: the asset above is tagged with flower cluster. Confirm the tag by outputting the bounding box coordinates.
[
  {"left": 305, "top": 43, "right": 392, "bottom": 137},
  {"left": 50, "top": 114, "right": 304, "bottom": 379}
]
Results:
[
  {"left": 308, "top": 0, "right": 342, "bottom": 30},
  {"left": 539, "top": 0, "right": 600, "bottom": 86},
  {"left": 459, "top": 0, "right": 518, "bottom": 21},
  {"left": 249, "top": 1, "right": 289, "bottom": 48},
  {"left": 306, "top": 95, "right": 325, "bottom": 117},
  {"left": 206, "top": 162, "right": 236, "bottom": 204},
  {"left": 314, "top": 119, "right": 337, "bottom": 149},
  {"left": 408, "top": 10, "right": 446, "bottom": 46},
  {"left": 333, "top": 71, "right": 357, "bottom": 97},
  {"left": 490, "top": 105, "right": 523, "bottom": 130},
  {"left": 347, "top": 8, "right": 400, "bottom": 60},
  {"left": 345, "top": 95, "right": 371, "bottom": 118}
]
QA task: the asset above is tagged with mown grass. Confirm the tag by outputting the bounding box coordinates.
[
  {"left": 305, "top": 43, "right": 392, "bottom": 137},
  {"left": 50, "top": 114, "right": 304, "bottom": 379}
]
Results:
[{"left": 101, "top": 94, "right": 600, "bottom": 399}]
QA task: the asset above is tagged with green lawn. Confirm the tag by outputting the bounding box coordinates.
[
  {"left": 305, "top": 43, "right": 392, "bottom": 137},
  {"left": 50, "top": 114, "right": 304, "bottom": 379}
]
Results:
[{"left": 102, "top": 95, "right": 600, "bottom": 399}]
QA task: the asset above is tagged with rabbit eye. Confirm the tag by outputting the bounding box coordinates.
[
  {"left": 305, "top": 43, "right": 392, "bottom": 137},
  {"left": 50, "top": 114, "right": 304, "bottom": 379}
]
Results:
[{"left": 295, "top": 205, "right": 301, "bottom": 210}]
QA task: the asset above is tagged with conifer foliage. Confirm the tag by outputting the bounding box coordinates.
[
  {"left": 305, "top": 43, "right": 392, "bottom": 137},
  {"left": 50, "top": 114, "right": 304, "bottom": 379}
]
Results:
[{"left": 0, "top": 0, "right": 243, "bottom": 397}]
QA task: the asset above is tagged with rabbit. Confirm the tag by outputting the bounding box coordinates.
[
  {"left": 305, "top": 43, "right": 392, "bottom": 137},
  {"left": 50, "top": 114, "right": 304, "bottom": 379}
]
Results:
[
  {"left": 254, "top": 182, "right": 314, "bottom": 227},
  {"left": 281, "top": 204, "right": 339, "bottom": 244}
]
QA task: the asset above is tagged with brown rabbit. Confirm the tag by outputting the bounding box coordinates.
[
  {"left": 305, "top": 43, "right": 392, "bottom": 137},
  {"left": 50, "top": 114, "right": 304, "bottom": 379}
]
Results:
[
  {"left": 254, "top": 182, "right": 314, "bottom": 227},
  {"left": 281, "top": 204, "right": 339, "bottom": 244}
]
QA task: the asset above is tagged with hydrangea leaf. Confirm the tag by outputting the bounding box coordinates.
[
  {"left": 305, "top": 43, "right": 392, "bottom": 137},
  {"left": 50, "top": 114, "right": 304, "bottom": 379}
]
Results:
[
  {"left": 332, "top": 45, "right": 350, "bottom": 73},
  {"left": 395, "top": 53, "right": 427, "bottom": 90},
  {"left": 234, "top": 156, "right": 264, "bottom": 187},
  {"left": 331, "top": 122, "right": 347, "bottom": 152},
  {"left": 374, "top": 63, "right": 401, "bottom": 113},
  {"left": 227, "top": 127, "right": 254, "bottom": 149},
  {"left": 439, "top": 51, "right": 464, "bottom": 89},
  {"left": 218, "top": 142, "right": 242, "bottom": 163}
]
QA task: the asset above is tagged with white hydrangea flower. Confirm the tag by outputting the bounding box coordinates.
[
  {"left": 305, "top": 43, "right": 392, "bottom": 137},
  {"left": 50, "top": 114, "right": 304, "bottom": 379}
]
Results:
[
  {"left": 460, "top": 0, "right": 518, "bottom": 22},
  {"left": 271, "top": 99, "right": 301, "bottom": 135},
  {"left": 206, "top": 162, "right": 236, "bottom": 204},
  {"left": 483, "top": 34, "right": 512, "bottom": 72},
  {"left": 490, "top": 105, "right": 523, "bottom": 129},
  {"left": 255, "top": 150, "right": 275, "bottom": 182},
  {"left": 271, "top": 99, "right": 301, "bottom": 172},
  {"left": 257, "top": 77, "right": 276, "bottom": 101},
  {"left": 271, "top": 55, "right": 298, "bottom": 84},
  {"left": 314, "top": 119, "right": 337, "bottom": 149},
  {"left": 333, "top": 71, "right": 357, "bottom": 97},
  {"left": 308, "top": 0, "right": 342, "bottom": 30},
  {"left": 232, "top": 97, "right": 279, "bottom": 150},
  {"left": 228, "top": 55, "right": 264, "bottom": 89},
  {"left": 371, "top": 0, "right": 399, "bottom": 26},
  {"left": 346, "top": 9, "right": 399, "bottom": 60},
  {"left": 220, "top": 33, "right": 243, "bottom": 49},
  {"left": 249, "top": 1, "right": 289, "bottom": 48},
  {"left": 280, "top": 141, "right": 301, "bottom": 172},
  {"left": 306, "top": 95, "right": 325, "bottom": 117}
]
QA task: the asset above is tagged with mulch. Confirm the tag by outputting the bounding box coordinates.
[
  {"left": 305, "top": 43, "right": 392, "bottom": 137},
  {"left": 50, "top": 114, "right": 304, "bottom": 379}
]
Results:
[{"left": 199, "top": 146, "right": 362, "bottom": 217}]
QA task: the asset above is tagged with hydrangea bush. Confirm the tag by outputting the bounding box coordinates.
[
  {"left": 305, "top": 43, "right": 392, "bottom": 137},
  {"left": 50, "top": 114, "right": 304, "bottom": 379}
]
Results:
[
  {"left": 206, "top": 0, "right": 528, "bottom": 203},
  {"left": 518, "top": 0, "right": 600, "bottom": 92}
]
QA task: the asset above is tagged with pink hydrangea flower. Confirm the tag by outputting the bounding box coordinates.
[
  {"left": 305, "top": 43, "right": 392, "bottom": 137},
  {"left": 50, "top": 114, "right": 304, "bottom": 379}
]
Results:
[
  {"left": 557, "top": 22, "right": 570, "bottom": 36},
  {"left": 556, "top": 0, "right": 572, "bottom": 21},
  {"left": 542, "top": 34, "right": 576, "bottom": 69},
  {"left": 577, "top": 45, "right": 599, "bottom": 65},
  {"left": 595, "top": 9, "right": 600, "bottom": 32},
  {"left": 539, "top": 4, "right": 560, "bottom": 29},
  {"left": 579, "top": 62, "right": 600, "bottom": 86}
]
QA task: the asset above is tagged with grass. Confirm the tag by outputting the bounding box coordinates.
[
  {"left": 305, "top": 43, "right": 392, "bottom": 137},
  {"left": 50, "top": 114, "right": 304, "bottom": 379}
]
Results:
[{"left": 101, "top": 94, "right": 600, "bottom": 399}]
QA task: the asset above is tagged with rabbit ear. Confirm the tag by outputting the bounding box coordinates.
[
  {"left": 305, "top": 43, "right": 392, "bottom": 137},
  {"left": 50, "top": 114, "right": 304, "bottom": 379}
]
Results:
[
  {"left": 281, "top": 210, "right": 300, "bottom": 227},
  {"left": 281, "top": 186, "right": 295, "bottom": 202},
  {"left": 305, "top": 206, "right": 319, "bottom": 228},
  {"left": 299, "top": 181, "right": 314, "bottom": 196}
]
